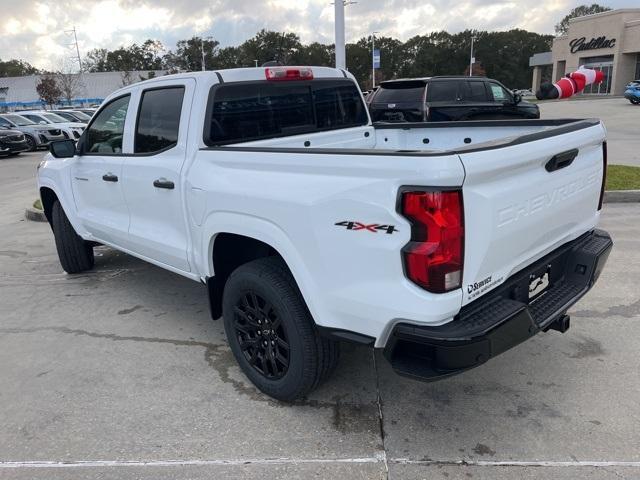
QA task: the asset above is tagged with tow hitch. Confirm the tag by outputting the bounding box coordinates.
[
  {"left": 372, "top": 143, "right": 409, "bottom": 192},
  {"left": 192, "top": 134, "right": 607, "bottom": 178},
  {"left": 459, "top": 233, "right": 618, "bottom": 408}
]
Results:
[{"left": 547, "top": 314, "right": 571, "bottom": 333}]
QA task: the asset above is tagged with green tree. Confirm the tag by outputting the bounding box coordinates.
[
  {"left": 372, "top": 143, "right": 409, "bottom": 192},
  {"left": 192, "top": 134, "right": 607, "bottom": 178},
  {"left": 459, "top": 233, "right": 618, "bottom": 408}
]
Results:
[
  {"left": 36, "top": 75, "right": 62, "bottom": 107},
  {"left": 84, "top": 39, "right": 166, "bottom": 72},
  {"left": 0, "top": 59, "right": 39, "bottom": 77},
  {"left": 164, "top": 36, "right": 220, "bottom": 71},
  {"left": 237, "top": 30, "right": 303, "bottom": 67},
  {"left": 555, "top": 4, "right": 612, "bottom": 35}
]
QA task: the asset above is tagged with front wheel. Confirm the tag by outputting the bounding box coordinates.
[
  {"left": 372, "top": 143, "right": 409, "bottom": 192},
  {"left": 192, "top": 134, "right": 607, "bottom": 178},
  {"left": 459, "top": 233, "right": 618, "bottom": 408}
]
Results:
[
  {"left": 24, "top": 135, "right": 37, "bottom": 151},
  {"left": 51, "top": 201, "right": 94, "bottom": 273},
  {"left": 630, "top": 98, "right": 640, "bottom": 105},
  {"left": 222, "top": 257, "right": 339, "bottom": 402}
]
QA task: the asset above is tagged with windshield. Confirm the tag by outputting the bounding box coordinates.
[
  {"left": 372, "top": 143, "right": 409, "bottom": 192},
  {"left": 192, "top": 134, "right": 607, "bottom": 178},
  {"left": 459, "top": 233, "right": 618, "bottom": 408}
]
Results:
[
  {"left": 43, "top": 113, "right": 69, "bottom": 123},
  {"left": 71, "top": 111, "right": 91, "bottom": 121},
  {"left": 53, "top": 112, "right": 77, "bottom": 121},
  {"left": 3, "top": 114, "right": 36, "bottom": 126}
]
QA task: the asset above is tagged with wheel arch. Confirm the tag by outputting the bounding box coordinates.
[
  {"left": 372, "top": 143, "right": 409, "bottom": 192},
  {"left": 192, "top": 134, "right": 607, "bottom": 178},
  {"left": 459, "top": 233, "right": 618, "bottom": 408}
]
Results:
[
  {"left": 39, "top": 186, "right": 59, "bottom": 228},
  {"left": 201, "top": 214, "right": 321, "bottom": 324}
]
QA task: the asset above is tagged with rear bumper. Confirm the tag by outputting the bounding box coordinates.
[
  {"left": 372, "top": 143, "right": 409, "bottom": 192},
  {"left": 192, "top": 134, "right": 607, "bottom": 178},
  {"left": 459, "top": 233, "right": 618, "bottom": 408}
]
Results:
[{"left": 383, "top": 229, "right": 613, "bottom": 381}]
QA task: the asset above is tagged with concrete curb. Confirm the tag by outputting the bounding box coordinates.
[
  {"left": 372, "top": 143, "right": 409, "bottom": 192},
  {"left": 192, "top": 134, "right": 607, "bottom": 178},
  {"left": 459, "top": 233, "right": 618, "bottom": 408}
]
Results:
[
  {"left": 604, "top": 190, "right": 640, "bottom": 203},
  {"left": 25, "top": 207, "right": 47, "bottom": 222}
]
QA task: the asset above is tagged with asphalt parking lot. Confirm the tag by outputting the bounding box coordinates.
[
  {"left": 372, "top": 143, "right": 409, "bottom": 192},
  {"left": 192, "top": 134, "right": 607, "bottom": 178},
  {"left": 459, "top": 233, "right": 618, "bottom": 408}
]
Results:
[
  {"left": 539, "top": 97, "right": 640, "bottom": 167},
  {"left": 1, "top": 129, "right": 639, "bottom": 479}
]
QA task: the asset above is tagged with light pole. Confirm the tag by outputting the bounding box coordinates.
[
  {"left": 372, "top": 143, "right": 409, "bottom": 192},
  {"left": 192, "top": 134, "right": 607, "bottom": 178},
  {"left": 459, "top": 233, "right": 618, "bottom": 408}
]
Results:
[
  {"left": 201, "top": 36, "right": 213, "bottom": 71},
  {"left": 201, "top": 37, "right": 206, "bottom": 71},
  {"left": 333, "top": 1, "right": 357, "bottom": 70},
  {"left": 469, "top": 35, "right": 476, "bottom": 77},
  {"left": 371, "top": 31, "right": 379, "bottom": 89}
]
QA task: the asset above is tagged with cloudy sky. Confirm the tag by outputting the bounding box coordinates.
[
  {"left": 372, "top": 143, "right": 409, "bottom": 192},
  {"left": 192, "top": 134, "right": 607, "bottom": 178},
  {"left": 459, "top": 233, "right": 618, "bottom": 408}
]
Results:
[{"left": 1, "top": 0, "right": 637, "bottom": 70}]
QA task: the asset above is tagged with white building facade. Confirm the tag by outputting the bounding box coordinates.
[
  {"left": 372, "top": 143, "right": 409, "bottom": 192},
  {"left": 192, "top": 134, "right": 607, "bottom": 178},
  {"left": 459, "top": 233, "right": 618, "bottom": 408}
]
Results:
[{"left": 0, "top": 71, "right": 166, "bottom": 111}]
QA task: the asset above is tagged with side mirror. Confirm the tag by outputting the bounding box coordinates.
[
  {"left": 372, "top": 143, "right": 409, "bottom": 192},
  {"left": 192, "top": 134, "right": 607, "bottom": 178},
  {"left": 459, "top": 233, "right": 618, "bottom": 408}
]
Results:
[
  {"left": 49, "top": 139, "right": 76, "bottom": 158},
  {"left": 39, "top": 120, "right": 47, "bottom": 125},
  {"left": 513, "top": 93, "right": 522, "bottom": 104}
]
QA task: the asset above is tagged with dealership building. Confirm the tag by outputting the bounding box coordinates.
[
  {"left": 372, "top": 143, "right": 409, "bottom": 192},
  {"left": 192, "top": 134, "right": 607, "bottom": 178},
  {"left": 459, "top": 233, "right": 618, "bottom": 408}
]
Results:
[{"left": 530, "top": 8, "right": 640, "bottom": 95}]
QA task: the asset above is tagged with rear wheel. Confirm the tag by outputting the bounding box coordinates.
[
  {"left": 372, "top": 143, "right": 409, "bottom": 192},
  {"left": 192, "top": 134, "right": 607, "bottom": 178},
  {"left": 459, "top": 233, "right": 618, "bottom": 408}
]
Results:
[
  {"left": 630, "top": 98, "right": 640, "bottom": 105},
  {"left": 51, "top": 201, "right": 94, "bottom": 273},
  {"left": 222, "top": 257, "right": 339, "bottom": 402}
]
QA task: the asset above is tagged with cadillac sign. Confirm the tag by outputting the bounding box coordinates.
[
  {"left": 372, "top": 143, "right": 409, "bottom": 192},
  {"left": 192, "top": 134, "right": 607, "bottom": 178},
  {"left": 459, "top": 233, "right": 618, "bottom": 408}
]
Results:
[{"left": 569, "top": 36, "right": 616, "bottom": 54}]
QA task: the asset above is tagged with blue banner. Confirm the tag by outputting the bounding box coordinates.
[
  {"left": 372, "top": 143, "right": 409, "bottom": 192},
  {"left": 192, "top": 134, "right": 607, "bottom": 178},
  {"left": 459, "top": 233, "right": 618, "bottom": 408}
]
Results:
[{"left": 373, "top": 49, "right": 381, "bottom": 69}]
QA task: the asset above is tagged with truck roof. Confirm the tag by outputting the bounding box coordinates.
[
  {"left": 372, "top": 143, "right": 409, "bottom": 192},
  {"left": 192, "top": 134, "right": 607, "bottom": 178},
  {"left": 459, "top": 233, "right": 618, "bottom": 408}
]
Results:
[{"left": 120, "top": 66, "right": 351, "bottom": 87}]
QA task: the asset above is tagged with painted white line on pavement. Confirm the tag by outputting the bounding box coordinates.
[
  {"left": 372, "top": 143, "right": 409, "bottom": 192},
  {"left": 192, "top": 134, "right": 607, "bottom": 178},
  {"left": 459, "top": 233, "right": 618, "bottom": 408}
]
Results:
[
  {"left": 0, "top": 456, "right": 384, "bottom": 469},
  {"left": 392, "top": 459, "right": 640, "bottom": 467},
  {"left": 2, "top": 456, "right": 640, "bottom": 469}
]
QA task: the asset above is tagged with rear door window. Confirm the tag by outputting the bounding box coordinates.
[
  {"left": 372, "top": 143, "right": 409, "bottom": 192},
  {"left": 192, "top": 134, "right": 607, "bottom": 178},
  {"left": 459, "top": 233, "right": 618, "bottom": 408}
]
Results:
[
  {"left": 427, "top": 81, "right": 462, "bottom": 102},
  {"left": 206, "top": 79, "right": 367, "bottom": 145},
  {"left": 135, "top": 87, "right": 185, "bottom": 154},
  {"left": 462, "top": 81, "right": 488, "bottom": 102}
]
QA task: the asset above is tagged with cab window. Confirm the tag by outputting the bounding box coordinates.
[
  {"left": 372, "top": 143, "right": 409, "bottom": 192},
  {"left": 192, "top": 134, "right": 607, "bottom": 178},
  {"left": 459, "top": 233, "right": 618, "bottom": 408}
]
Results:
[
  {"left": 84, "top": 95, "right": 130, "bottom": 154},
  {"left": 205, "top": 79, "right": 367, "bottom": 145}
]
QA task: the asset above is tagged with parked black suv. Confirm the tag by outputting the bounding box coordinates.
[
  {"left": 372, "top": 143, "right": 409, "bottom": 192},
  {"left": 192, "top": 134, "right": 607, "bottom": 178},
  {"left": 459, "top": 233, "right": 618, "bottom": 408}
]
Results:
[{"left": 368, "top": 76, "right": 539, "bottom": 122}]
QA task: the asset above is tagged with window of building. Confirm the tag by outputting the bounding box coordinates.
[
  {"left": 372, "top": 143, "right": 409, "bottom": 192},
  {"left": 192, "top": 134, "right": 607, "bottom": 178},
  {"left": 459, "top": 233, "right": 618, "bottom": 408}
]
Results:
[
  {"left": 206, "top": 79, "right": 367, "bottom": 145},
  {"left": 635, "top": 53, "right": 640, "bottom": 81},
  {"left": 135, "top": 87, "right": 185, "bottom": 154},
  {"left": 84, "top": 95, "right": 130, "bottom": 154}
]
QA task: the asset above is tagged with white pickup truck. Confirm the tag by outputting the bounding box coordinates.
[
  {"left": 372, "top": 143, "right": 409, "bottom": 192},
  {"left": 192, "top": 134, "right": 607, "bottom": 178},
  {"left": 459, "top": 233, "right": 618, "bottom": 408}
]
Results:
[{"left": 38, "top": 66, "right": 612, "bottom": 401}]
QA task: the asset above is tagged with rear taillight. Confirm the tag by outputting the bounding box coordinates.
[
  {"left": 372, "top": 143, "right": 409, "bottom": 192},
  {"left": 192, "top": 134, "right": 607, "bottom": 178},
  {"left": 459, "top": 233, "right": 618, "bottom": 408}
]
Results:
[
  {"left": 265, "top": 67, "right": 313, "bottom": 81},
  {"left": 598, "top": 141, "right": 607, "bottom": 211},
  {"left": 400, "top": 189, "right": 464, "bottom": 293}
]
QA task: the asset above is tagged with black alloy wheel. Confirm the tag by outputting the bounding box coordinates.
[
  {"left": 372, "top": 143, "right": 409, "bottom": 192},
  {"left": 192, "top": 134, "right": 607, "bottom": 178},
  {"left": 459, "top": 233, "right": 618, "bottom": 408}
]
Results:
[{"left": 233, "top": 291, "right": 290, "bottom": 379}]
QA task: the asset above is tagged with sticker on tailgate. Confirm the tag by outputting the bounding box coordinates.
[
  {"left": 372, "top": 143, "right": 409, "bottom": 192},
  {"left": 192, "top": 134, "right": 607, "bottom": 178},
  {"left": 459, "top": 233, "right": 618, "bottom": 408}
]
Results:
[{"left": 467, "top": 274, "right": 504, "bottom": 301}]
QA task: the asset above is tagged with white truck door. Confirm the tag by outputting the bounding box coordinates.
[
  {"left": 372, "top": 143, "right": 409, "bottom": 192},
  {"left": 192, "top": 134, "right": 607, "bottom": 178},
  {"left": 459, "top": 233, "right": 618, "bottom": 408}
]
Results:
[
  {"left": 70, "top": 94, "right": 132, "bottom": 245},
  {"left": 120, "top": 80, "right": 194, "bottom": 272}
]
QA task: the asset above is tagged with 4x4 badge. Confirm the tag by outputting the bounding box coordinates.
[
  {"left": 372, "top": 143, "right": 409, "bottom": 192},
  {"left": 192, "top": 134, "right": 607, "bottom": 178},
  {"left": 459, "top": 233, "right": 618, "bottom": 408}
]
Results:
[{"left": 335, "top": 221, "right": 398, "bottom": 234}]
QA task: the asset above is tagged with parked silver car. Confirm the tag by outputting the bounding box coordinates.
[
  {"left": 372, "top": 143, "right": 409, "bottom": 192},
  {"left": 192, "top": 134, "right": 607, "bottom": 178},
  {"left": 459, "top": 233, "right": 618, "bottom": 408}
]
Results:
[
  {"left": 0, "top": 114, "right": 66, "bottom": 151},
  {"left": 16, "top": 111, "right": 85, "bottom": 140},
  {"left": 50, "top": 110, "right": 92, "bottom": 124}
]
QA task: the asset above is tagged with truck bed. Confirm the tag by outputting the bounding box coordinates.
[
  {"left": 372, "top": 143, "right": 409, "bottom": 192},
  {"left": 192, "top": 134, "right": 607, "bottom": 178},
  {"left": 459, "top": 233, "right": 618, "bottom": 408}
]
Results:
[{"left": 225, "top": 118, "right": 601, "bottom": 154}]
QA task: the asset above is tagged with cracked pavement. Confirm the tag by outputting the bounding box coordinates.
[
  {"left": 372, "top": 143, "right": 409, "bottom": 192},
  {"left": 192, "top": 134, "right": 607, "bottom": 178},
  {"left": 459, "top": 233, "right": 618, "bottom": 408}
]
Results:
[{"left": 1, "top": 151, "right": 639, "bottom": 479}]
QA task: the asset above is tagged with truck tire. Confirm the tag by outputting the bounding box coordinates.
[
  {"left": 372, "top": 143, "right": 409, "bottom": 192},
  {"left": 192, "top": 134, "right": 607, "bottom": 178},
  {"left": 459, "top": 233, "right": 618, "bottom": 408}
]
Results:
[
  {"left": 51, "top": 200, "right": 94, "bottom": 273},
  {"left": 222, "top": 257, "right": 339, "bottom": 402}
]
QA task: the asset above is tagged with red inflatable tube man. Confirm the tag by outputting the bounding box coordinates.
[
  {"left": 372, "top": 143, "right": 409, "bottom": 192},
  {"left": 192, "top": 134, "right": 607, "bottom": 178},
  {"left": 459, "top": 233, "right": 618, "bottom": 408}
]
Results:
[{"left": 536, "top": 65, "right": 605, "bottom": 100}]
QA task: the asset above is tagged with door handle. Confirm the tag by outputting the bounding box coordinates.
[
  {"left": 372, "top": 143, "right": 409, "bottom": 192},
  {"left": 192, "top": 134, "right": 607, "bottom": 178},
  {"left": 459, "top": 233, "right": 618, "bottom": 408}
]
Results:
[
  {"left": 153, "top": 178, "right": 175, "bottom": 190},
  {"left": 102, "top": 173, "right": 118, "bottom": 182}
]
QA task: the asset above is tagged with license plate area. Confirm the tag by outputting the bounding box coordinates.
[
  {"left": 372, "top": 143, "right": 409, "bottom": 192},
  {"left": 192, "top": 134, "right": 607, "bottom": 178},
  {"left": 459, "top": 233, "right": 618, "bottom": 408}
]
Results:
[{"left": 528, "top": 265, "right": 551, "bottom": 300}]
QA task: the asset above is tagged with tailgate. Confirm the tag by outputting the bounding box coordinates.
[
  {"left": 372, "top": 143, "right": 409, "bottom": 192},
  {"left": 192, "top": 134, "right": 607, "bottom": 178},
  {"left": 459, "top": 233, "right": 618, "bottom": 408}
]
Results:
[{"left": 459, "top": 120, "right": 606, "bottom": 305}]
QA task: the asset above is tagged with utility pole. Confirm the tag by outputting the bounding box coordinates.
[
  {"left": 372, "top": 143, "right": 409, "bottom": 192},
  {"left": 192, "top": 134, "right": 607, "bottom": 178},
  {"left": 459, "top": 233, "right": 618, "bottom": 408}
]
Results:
[
  {"left": 65, "top": 26, "right": 82, "bottom": 72},
  {"left": 469, "top": 35, "right": 476, "bottom": 77},
  {"left": 372, "top": 31, "right": 379, "bottom": 89}
]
